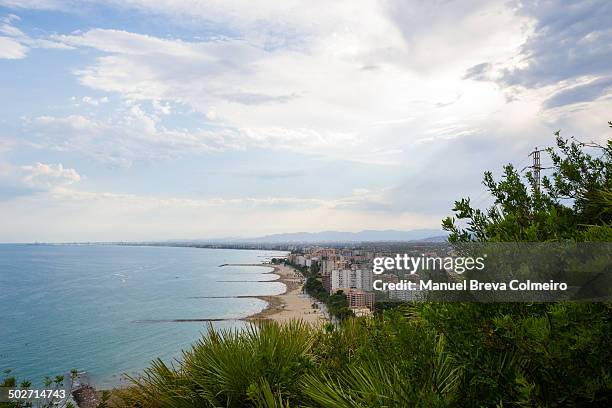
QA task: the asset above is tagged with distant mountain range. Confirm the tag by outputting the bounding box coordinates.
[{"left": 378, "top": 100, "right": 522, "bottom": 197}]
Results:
[{"left": 225, "top": 229, "right": 447, "bottom": 243}]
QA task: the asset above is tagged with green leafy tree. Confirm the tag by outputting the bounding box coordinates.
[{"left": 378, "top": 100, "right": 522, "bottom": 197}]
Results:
[
  {"left": 327, "top": 291, "right": 353, "bottom": 320},
  {"left": 435, "top": 124, "right": 612, "bottom": 405},
  {"left": 443, "top": 127, "right": 611, "bottom": 242}
]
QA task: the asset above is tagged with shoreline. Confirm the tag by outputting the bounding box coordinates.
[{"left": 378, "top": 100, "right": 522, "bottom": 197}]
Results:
[{"left": 223, "top": 263, "right": 327, "bottom": 325}]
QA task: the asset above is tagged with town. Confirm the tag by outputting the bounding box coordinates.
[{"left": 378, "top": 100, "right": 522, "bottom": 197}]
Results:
[{"left": 281, "top": 242, "right": 450, "bottom": 318}]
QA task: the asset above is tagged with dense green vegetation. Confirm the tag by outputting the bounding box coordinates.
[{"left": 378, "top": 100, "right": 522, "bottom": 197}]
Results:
[
  {"left": 326, "top": 291, "right": 352, "bottom": 320},
  {"left": 117, "top": 302, "right": 611, "bottom": 407},
  {"left": 302, "top": 274, "right": 327, "bottom": 301},
  {"left": 115, "top": 126, "right": 611, "bottom": 407}
]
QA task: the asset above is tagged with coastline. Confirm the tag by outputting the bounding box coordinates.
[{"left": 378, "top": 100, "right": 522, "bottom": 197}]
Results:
[{"left": 224, "top": 263, "right": 327, "bottom": 325}]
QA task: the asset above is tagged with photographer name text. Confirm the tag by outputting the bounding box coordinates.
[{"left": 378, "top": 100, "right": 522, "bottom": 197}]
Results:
[{"left": 373, "top": 279, "right": 568, "bottom": 292}]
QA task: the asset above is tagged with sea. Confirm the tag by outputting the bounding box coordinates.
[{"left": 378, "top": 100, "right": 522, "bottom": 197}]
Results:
[{"left": 0, "top": 244, "right": 287, "bottom": 388}]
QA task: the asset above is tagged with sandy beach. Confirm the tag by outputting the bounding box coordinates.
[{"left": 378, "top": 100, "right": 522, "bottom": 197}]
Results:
[{"left": 232, "top": 263, "right": 327, "bottom": 325}]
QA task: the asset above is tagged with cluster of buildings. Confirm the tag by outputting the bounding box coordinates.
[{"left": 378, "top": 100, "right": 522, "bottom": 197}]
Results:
[
  {"left": 288, "top": 247, "right": 418, "bottom": 316},
  {"left": 288, "top": 249, "right": 374, "bottom": 315},
  {"left": 288, "top": 244, "right": 447, "bottom": 315}
]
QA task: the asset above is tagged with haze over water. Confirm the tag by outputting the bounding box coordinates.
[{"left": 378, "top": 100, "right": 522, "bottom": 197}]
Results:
[{"left": 0, "top": 244, "right": 287, "bottom": 387}]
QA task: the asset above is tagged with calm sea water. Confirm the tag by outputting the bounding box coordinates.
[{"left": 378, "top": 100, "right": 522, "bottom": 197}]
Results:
[{"left": 0, "top": 244, "right": 287, "bottom": 387}]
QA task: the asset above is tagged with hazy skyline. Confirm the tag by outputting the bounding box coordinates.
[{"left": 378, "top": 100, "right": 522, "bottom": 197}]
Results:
[{"left": 0, "top": 0, "right": 611, "bottom": 242}]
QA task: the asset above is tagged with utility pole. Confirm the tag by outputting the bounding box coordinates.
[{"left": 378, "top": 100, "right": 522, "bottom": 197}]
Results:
[{"left": 527, "top": 147, "right": 544, "bottom": 192}]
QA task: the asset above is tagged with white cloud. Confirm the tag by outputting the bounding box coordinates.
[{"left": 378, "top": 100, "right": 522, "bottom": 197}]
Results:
[
  {"left": 0, "top": 1, "right": 538, "bottom": 170},
  {"left": 0, "top": 161, "right": 81, "bottom": 199},
  {"left": 43, "top": 12, "right": 528, "bottom": 165},
  {"left": 82, "top": 96, "right": 109, "bottom": 106},
  {"left": 152, "top": 99, "right": 170, "bottom": 115},
  {"left": 29, "top": 112, "right": 217, "bottom": 167},
  {"left": 27, "top": 109, "right": 361, "bottom": 166},
  {"left": 0, "top": 1, "right": 63, "bottom": 9},
  {"left": 0, "top": 22, "right": 25, "bottom": 37},
  {"left": 464, "top": 0, "right": 612, "bottom": 109},
  {"left": 0, "top": 13, "right": 72, "bottom": 59},
  {"left": 55, "top": 28, "right": 206, "bottom": 57},
  {"left": 21, "top": 162, "right": 81, "bottom": 189},
  {"left": 0, "top": 36, "right": 26, "bottom": 58}
]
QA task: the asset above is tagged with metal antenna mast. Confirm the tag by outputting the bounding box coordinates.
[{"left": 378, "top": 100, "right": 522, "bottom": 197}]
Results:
[
  {"left": 529, "top": 147, "right": 542, "bottom": 190},
  {"left": 523, "top": 147, "right": 552, "bottom": 192}
]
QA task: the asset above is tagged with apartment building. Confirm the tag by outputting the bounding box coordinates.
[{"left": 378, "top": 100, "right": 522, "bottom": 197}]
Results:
[
  {"left": 347, "top": 289, "right": 375, "bottom": 310},
  {"left": 331, "top": 268, "right": 373, "bottom": 292}
]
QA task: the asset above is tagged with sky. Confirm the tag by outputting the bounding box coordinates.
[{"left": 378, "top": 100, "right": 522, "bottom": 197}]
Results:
[{"left": 0, "top": 0, "right": 611, "bottom": 242}]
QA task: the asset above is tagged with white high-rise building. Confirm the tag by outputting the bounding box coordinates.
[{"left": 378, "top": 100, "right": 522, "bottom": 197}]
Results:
[
  {"left": 320, "top": 258, "right": 333, "bottom": 276},
  {"left": 331, "top": 269, "right": 373, "bottom": 292}
]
